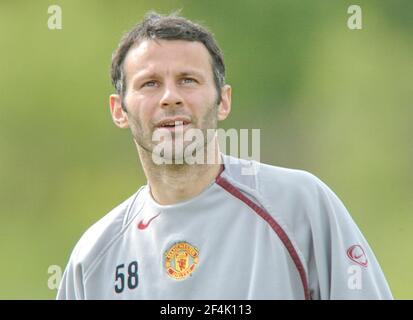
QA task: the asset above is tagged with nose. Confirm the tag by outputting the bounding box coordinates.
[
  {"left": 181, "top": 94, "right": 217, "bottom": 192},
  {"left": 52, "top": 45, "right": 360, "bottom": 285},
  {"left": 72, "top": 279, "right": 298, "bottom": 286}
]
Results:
[{"left": 159, "top": 83, "right": 183, "bottom": 109}]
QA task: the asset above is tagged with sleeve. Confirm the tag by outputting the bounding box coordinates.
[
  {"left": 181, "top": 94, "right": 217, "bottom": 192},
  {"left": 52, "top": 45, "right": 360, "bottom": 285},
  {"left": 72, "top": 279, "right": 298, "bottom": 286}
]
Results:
[
  {"left": 307, "top": 176, "right": 393, "bottom": 300},
  {"left": 56, "top": 251, "right": 85, "bottom": 300}
]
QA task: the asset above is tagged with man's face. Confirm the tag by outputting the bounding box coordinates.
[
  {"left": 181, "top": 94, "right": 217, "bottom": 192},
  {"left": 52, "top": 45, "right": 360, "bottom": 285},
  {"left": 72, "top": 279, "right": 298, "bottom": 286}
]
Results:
[{"left": 110, "top": 39, "right": 231, "bottom": 159}]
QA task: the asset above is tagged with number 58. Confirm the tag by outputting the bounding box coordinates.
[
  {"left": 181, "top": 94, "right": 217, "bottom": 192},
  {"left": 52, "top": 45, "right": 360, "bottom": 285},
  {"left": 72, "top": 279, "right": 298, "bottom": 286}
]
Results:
[{"left": 114, "top": 261, "right": 139, "bottom": 293}]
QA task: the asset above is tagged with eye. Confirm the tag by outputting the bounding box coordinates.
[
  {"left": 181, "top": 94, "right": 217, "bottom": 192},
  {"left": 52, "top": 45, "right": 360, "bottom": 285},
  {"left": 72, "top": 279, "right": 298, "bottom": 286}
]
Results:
[
  {"left": 181, "top": 78, "right": 197, "bottom": 84},
  {"left": 142, "top": 80, "right": 158, "bottom": 88}
]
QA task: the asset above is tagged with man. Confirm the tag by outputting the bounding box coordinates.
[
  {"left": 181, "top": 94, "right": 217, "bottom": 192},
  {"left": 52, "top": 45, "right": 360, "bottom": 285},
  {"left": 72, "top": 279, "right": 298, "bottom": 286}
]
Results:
[{"left": 57, "top": 11, "right": 392, "bottom": 299}]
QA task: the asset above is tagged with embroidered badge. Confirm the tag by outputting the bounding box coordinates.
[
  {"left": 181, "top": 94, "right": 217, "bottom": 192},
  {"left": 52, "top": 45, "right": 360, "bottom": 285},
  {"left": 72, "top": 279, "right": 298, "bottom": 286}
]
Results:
[{"left": 164, "top": 241, "right": 199, "bottom": 279}]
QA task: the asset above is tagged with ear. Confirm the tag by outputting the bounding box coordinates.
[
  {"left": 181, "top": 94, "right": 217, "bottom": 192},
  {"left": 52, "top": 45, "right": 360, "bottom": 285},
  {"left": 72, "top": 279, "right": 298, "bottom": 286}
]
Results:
[
  {"left": 217, "top": 84, "right": 231, "bottom": 121},
  {"left": 109, "top": 94, "right": 129, "bottom": 128}
]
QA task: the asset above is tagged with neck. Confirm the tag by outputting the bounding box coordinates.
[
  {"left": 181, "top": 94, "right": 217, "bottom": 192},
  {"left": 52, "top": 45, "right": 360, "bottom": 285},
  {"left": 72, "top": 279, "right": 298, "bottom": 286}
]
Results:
[{"left": 137, "top": 139, "right": 223, "bottom": 205}]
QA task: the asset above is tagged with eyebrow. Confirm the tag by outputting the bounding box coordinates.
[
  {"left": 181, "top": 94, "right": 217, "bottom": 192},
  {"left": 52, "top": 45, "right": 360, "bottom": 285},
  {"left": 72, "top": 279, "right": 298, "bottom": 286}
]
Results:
[
  {"left": 176, "top": 70, "right": 205, "bottom": 79},
  {"left": 132, "top": 69, "right": 206, "bottom": 83}
]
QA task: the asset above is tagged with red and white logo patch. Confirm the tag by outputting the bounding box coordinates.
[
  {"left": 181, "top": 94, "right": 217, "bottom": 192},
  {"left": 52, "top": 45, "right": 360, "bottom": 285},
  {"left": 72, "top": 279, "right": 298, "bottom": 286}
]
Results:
[{"left": 346, "top": 244, "right": 368, "bottom": 267}]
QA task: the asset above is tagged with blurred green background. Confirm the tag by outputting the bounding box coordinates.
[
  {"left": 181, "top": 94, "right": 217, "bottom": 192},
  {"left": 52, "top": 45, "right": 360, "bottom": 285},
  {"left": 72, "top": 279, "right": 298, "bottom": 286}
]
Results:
[{"left": 0, "top": 0, "right": 412, "bottom": 299}]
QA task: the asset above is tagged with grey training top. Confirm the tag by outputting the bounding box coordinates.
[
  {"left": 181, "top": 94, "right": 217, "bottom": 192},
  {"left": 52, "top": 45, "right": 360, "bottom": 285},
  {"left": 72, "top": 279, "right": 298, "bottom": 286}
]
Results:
[{"left": 57, "top": 154, "right": 392, "bottom": 299}]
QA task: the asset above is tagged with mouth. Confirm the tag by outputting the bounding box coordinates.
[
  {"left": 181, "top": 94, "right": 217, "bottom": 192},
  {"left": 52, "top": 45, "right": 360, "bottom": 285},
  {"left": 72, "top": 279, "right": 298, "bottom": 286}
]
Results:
[{"left": 155, "top": 117, "right": 192, "bottom": 131}]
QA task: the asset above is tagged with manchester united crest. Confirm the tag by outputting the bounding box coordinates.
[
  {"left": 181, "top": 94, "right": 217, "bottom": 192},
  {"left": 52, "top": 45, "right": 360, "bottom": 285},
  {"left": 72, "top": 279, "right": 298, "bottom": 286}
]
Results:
[{"left": 164, "top": 241, "right": 199, "bottom": 279}]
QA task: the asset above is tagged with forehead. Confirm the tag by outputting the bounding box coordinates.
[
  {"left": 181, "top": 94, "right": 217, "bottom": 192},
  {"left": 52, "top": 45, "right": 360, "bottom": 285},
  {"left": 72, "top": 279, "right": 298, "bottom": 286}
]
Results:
[{"left": 123, "top": 39, "right": 214, "bottom": 80}]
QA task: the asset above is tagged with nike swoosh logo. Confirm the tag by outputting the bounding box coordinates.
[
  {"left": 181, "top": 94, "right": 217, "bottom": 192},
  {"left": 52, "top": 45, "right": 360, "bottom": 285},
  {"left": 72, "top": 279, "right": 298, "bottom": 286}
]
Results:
[{"left": 138, "top": 213, "right": 160, "bottom": 230}]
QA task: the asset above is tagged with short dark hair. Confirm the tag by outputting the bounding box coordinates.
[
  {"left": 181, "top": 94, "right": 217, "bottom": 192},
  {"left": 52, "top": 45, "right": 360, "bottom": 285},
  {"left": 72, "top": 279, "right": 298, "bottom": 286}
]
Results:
[{"left": 110, "top": 11, "right": 226, "bottom": 110}]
